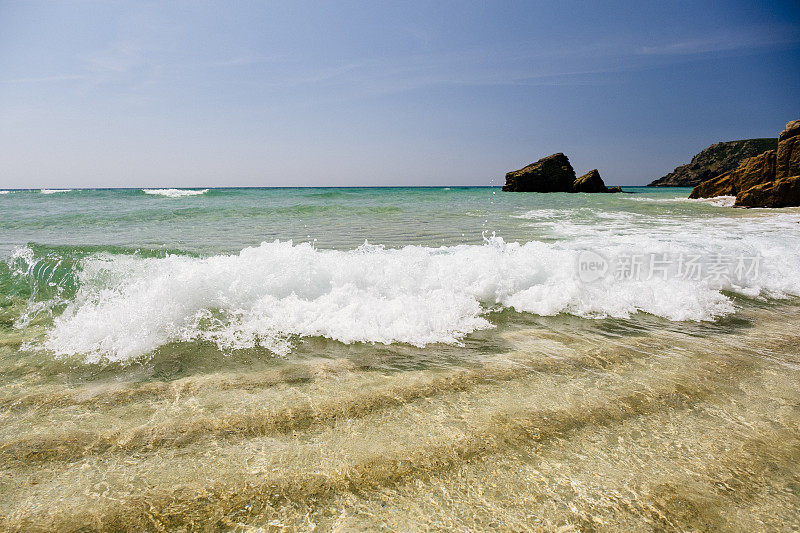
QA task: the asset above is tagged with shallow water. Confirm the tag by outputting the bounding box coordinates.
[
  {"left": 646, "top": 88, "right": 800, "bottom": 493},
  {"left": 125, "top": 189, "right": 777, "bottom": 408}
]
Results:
[{"left": 1, "top": 186, "right": 799, "bottom": 531}]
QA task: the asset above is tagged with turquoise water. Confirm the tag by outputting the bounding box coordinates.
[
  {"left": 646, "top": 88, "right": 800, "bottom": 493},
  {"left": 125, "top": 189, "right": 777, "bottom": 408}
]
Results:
[
  {"left": 2, "top": 186, "right": 800, "bottom": 531},
  {"left": 0, "top": 186, "right": 734, "bottom": 254},
  {"left": 2, "top": 185, "right": 800, "bottom": 362}
]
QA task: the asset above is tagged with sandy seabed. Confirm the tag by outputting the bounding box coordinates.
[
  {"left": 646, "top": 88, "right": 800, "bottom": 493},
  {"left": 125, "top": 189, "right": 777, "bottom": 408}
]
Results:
[{"left": 1, "top": 303, "right": 799, "bottom": 532}]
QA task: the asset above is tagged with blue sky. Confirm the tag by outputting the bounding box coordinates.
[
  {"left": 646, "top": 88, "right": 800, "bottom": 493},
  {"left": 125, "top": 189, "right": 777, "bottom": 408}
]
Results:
[{"left": 1, "top": 0, "right": 799, "bottom": 187}]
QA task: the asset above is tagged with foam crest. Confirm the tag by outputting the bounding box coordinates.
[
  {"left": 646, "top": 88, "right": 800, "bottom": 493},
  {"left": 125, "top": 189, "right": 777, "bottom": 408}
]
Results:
[
  {"left": 142, "top": 188, "right": 209, "bottom": 198},
  {"left": 621, "top": 195, "right": 736, "bottom": 207},
  {"left": 37, "top": 228, "right": 800, "bottom": 362},
  {"left": 40, "top": 189, "right": 72, "bottom": 194},
  {"left": 512, "top": 209, "right": 574, "bottom": 220},
  {"left": 689, "top": 195, "right": 736, "bottom": 207}
]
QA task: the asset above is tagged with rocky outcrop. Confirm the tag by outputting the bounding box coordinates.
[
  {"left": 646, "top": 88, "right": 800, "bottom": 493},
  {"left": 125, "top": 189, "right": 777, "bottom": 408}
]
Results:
[
  {"left": 502, "top": 154, "right": 620, "bottom": 193},
  {"left": 648, "top": 138, "right": 778, "bottom": 187},
  {"left": 732, "top": 150, "right": 776, "bottom": 193},
  {"left": 736, "top": 175, "right": 800, "bottom": 208},
  {"left": 688, "top": 173, "right": 735, "bottom": 199},
  {"left": 573, "top": 169, "right": 607, "bottom": 193},
  {"left": 689, "top": 119, "right": 800, "bottom": 207},
  {"left": 777, "top": 119, "right": 800, "bottom": 178},
  {"left": 502, "top": 153, "right": 575, "bottom": 192}
]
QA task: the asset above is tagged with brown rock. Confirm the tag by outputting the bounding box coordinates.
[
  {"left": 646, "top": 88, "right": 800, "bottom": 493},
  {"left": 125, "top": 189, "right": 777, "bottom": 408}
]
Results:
[
  {"left": 691, "top": 150, "right": 776, "bottom": 198},
  {"left": 502, "top": 156, "right": 621, "bottom": 193},
  {"left": 572, "top": 169, "right": 608, "bottom": 193},
  {"left": 730, "top": 150, "right": 776, "bottom": 193},
  {"left": 688, "top": 118, "right": 800, "bottom": 207},
  {"left": 502, "top": 153, "right": 576, "bottom": 192},
  {"left": 688, "top": 173, "right": 735, "bottom": 199},
  {"left": 735, "top": 174, "right": 800, "bottom": 208},
  {"left": 777, "top": 119, "right": 800, "bottom": 179},
  {"left": 778, "top": 119, "right": 800, "bottom": 142}
]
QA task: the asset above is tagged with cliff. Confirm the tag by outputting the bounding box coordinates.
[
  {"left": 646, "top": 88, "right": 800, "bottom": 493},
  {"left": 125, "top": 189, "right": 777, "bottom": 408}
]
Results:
[
  {"left": 648, "top": 138, "right": 778, "bottom": 187},
  {"left": 689, "top": 120, "right": 800, "bottom": 208}
]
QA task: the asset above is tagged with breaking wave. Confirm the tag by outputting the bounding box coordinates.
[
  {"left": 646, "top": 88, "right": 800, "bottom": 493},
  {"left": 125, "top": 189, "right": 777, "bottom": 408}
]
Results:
[
  {"left": 4, "top": 227, "right": 796, "bottom": 362},
  {"left": 621, "top": 195, "right": 737, "bottom": 207},
  {"left": 142, "top": 188, "right": 209, "bottom": 198},
  {"left": 688, "top": 195, "right": 737, "bottom": 207}
]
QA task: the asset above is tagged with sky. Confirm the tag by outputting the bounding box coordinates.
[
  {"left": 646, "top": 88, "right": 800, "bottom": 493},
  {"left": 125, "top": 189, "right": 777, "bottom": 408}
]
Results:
[{"left": 1, "top": 0, "right": 799, "bottom": 188}]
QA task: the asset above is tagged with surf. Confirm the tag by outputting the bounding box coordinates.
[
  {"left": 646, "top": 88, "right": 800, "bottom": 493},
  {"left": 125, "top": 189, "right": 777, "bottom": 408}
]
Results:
[{"left": 4, "top": 230, "right": 794, "bottom": 362}]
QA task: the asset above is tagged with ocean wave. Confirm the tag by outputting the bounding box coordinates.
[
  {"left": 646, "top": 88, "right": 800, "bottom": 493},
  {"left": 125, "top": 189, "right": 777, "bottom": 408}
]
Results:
[
  {"left": 513, "top": 208, "right": 639, "bottom": 224},
  {"left": 622, "top": 195, "right": 736, "bottom": 207},
  {"left": 0, "top": 190, "right": 10, "bottom": 195},
  {"left": 513, "top": 208, "right": 579, "bottom": 219},
  {"left": 687, "top": 195, "right": 737, "bottom": 207},
  {"left": 142, "top": 188, "right": 209, "bottom": 198},
  {"left": 40, "top": 189, "right": 72, "bottom": 194},
  {"left": 22, "top": 228, "right": 800, "bottom": 363}
]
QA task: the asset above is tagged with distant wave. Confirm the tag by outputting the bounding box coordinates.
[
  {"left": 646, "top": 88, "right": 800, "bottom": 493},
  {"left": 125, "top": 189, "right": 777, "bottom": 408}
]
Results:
[
  {"left": 0, "top": 190, "right": 10, "bottom": 195},
  {"left": 512, "top": 208, "right": 573, "bottom": 220},
  {"left": 40, "top": 189, "right": 72, "bottom": 194},
  {"left": 142, "top": 188, "right": 209, "bottom": 198}
]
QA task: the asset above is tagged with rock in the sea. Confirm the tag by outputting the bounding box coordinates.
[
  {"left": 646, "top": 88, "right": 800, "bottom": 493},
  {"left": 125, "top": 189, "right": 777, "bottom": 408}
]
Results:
[
  {"left": 648, "top": 138, "right": 778, "bottom": 187},
  {"left": 502, "top": 153, "right": 575, "bottom": 192},
  {"left": 573, "top": 169, "right": 607, "bottom": 193},
  {"left": 502, "top": 155, "right": 621, "bottom": 193},
  {"left": 689, "top": 119, "right": 800, "bottom": 208}
]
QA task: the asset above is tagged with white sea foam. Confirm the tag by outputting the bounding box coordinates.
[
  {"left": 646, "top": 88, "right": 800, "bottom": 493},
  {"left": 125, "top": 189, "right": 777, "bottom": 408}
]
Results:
[
  {"left": 512, "top": 209, "right": 573, "bottom": 220},
  {"left": 622, "top": 195, "right": 737, "bottom": 207},
  {"left": 0, "top": 190, "right": 10, "bottom": 195},
  {"left": 40, "top": 189, "right": 72, "bottom": 194},
  {"left": 37, "top": 222, "right": 800, "bottom": 362},
  {"left": 142, "top": 188, "right": 209, "bottom": 198},
  {"left": 621, "top": 196, "right": 685, "bottom": 203},
  {"left": 687, "top": 195, "right": 737, "bottom": 207}
]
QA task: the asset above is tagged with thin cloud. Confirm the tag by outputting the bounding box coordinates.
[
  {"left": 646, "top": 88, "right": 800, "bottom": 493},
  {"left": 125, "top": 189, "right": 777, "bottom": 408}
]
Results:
[{"left": 640, "top": 33, "right": 800, "bottom": 56}]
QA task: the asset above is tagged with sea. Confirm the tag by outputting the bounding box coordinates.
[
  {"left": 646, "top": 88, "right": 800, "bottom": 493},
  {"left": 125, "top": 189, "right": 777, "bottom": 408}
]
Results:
[{"left": 1, "top": 186, "right": 799, "bottom": 531}]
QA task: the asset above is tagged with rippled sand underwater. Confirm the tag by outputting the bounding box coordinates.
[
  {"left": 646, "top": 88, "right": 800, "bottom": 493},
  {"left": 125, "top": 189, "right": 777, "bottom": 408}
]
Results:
[{"left": 2, "top": 302, "right": 799, "bottom": 532}]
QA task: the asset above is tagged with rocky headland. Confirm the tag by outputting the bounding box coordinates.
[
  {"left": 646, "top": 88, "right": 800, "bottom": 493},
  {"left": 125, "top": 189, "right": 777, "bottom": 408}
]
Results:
[
  {"left": 648, "top": 138, "right": 777, "bottom": 187},
  {"left": 689, "top": 119, "right": 800, "bottom": 208},
  {"left": 502, "top": 153, "right": 621, "bottom": 193}
]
